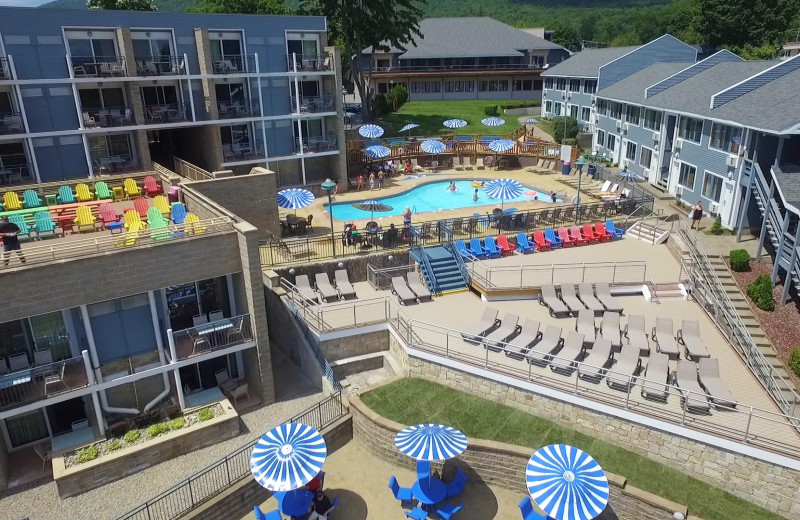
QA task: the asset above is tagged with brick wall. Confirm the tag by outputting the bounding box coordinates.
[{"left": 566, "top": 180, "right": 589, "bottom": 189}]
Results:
[{"left": 320, "top": 330, "right": 389, "bottom": 362}]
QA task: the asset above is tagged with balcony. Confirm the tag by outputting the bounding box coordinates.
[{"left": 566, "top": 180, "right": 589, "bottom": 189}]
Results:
[
  {"left": 144, "top": 103, "right": 189, "bottom": 124},
  {"left": 169, "top": 314, "right": 253, "bottom": 362},
  {"left": 93, "top": 153, "right": 138, "bottom": 174},
  {"left": 0, "top": 162, "right": 31, "bottom": 185},
  {"left": 0, "top": 113, "right": 23, "bottom": 135},
  {"left": 367, "top": 62, "right": 547, "bottom": 74},
  {"left": 291, "top": 95, "right": 336, "bottom": 114},
  {"left": 82, "top": 107, "right": 134, "bottom": 128},
  {"left": 217, "top": 100, "right": 260, "bottom": 119},
  {"left": 0, "top": 57, "right": 10, "bottom": 80},
  {"left": 72, "top": 56, "right": 127, "bottom": 78},
  {"left": 222, "top": 141, "right": 264, "bottom": 162},
  {"left": 212, "top": 55, "right": 255, "bottom": 74},
  {"left": 286, "top": 54, "right": 334, "bottom": 72},
  {"left": 0, "top": 356, "right": 90, "bottom": 414},
  {"left": 295, "top": 135, "right": 338, "bottom": 154},
  {"left": 135, "top": 55, "right": 186, "bottom": 76}
]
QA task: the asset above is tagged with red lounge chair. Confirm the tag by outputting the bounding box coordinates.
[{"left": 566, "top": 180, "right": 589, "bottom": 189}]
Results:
[
  {"left": 143, "top": 176, "right": 163, "bottom": 197},
  {"left": 582, "top": 223, "right": 600, "bottom": 244},
  {"left": 134, "top": 197, "right": 149, "bottom": 219},
  {"left": 594, "top": 221, "right": 613, "bottom": 242},
  {"left": 99, "top": 203, "right": 120, "bottom": 228},
  {"left": 496, "top": 234, "right": 516, "bottom": 256},
  {"left": 558, "top": 227, "right": 575, "bottom": 247},
  {"left": 569, "top": 225, "right": 588, "bottom": 245},
  {"left": 533, "top": 229, "right": 552, "bottom": 251}
]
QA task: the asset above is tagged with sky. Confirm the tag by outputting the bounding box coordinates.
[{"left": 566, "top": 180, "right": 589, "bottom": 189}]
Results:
[{"left": 0, "top": 0, "right": 50, "bottom": 6}]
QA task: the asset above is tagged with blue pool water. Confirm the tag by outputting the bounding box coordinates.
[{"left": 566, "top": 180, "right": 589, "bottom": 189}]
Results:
[{"left": 326, "top": 180, "right": 560, "bottom": 220}]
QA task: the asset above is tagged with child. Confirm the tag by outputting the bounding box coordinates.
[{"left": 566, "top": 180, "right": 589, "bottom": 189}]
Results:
[
  {"left": 357, "top": 174, "right": 364, "bottom": 191},
  {"left": 378, "top": 170, "right": 385, "bottom": 189},
  {"left": 369, "top": 172, "right": 376, "bottom": 190},
  {"left": 473, "top": 188, "right": 479, "bottom": 202}
]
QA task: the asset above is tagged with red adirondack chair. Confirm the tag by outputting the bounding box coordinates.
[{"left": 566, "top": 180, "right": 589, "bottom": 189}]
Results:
[
  {"left": 134, "top": 197, "right": 149, "bottom": 219},
  {"left": 98, "top": 202, "right": 120, "bottom": 228},
  {"left": 533, "top": 229, "right": 552, "bottom": 251},
  {"left": 569, "top": 225, "right": 588, "bottom": 246},
  {"left": 557, "top": 227, "right": 575, "bottom": 247},
  {"left": 143, "top": 176, "right": 163, "bottom": 197},
  {"left": 582, "top": 223, "right": 600, "bottom": 244},
  {"left": 594, "top": 221, "right": 613, "bottom": 242},
  {"left": 496, "top": 234, "right": 516, "bottom": 256}
]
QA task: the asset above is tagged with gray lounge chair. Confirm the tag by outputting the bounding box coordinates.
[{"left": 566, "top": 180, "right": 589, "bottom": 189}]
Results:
[
  {"left": 599, "top": 312, "right": 622, "bottom": 351},
  {"left": 505, "top": 319, "right": 541, "bottom": 360},
  {"left": 315, "top": 273, "right": 340, "bottom": 303},
  {"left": 576, "top": 310, "right": 596, "bottom": 346},
  {"left": 677, "top": 320, "right": 711, "bottom": 360},
  {"left": 595, "top": 282, "right": 623, "bottom": 313},
  {"left": 578, "top": 338, "right": 613, "bottom": 382},
  {"left": 624, "top": 315, "right": 650, "bottom": 356},
  {"left": 675, "top": 360, "right": 711, "bottom": 413},
  {"left": 294, "top": 275, "right": 319, "bottom": 305},
  {"left": 549, "top": 332, "right": 585, "bottom": 375},
  {"left": 483, "top": 313, "right": 521, "bottom": 352},
  {"left": 606, "top": 343, "right": 642, "bottom": 392},
  {"left": 392, "top": 276, "right": 417, "bottom": 306},
  {"left": 578, "top": 283, "right": 605, "bottom": 316},
  {"left": 461, "top": 308, "right": 500, "bottom": 344},
  {"left": 641, "top": 352, "right": 670, "bottom": 402},
  {"left": 406, "top": 272, "right": 432, "bottom": 302},
  {"left": 334, "top": 269, "right": 357, "bottom": 300},
  {"left": 652, "top": 318, "right": 680, "bottom": 360},
  {"left": 698, "top": 358, "right": 736, "bottom": 409},
  {"left": 526, "top": 325, "right": 562, "bottom": 366},
  {"left": 539, "top": 285, "right": 570, "bottom": 318},
  {"left": 560, "top": 284, "right": 586, "bottom": 316}
]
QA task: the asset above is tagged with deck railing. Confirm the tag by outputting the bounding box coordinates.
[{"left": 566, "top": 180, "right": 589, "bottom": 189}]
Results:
[
  {"left": 287, "top": 53, "right": 334, "bottom": 72},
  {"left": 0, "top": 112, "right": 24, "bottom": 135},
  {"left": 0, "top": 356, "right": 89, "bottom": 413},
  {"left": 468, "top": 259, "right": 648, "bottom": 291},
  {"left": 168, "top": 314, "right": 253, "bottom": 362},
  {"left": 135, "top": 55, "right": 186, "bottom": 76}
]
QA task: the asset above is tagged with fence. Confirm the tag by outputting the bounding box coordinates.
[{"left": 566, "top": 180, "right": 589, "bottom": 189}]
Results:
[
  {"left": 116, "top": 391, "right": 346, "bottom": 520},
  {"left": 468, "top": 259, "right": 648, "bottom": 291},
  {"left": 173, "top": 157, "right": 213, "bottom": 181},
  {"left": 367, "top": 263, "right": 419, "bottom": 290},
  {"left": 168, "top": 314, "right": 253, "bottom": 362}
]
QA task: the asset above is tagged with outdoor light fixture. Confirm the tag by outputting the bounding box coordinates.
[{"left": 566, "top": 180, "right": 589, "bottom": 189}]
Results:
[
  {"left": 289, "top": 268, "right": 296, "bottom": 275},
  {"left": 574, "top": 156, "right": 587, "bottom": 224},
  {"left": 337, "top": 262, "right": 344, "bottom": 269},
  {"left": 321, "top": 178, "right": 337, "bottom": 258},
  {"left": 673, "top": 513, "right": 685, "bottom": 520}
]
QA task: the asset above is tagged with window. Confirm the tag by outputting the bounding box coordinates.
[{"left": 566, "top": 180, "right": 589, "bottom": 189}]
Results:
[
  {"left": 583, "top": 79, "right": 597, "bottom": 94},
  {"left": 596, "top": 99, "right": 607, "bottom": 116},
  {"left": 678, "top": 117, "right": 703, "bottom": 143},
  {"left": 606, "top": 133, "right": 616, "bottom": 152},
  {"left": 702, "top": 171, "right": 724, "bottom": 202},
  {"left": 444, "top": 81, "right": 474, "bottom": 92},
  {"left": 478, "top": 80, "right": 508, "bottom": 91},
  {"left": 377, "top": 83, "right": 388, "bottom": 95},
  {"left": 376, "top": 59, "right": 390, "bottom": 70},
  {"left": 625, "top": 141, "right": 637, "bottom": 161},
  {"left": 545, "top": 100, "right": 553, "bottom": 113},
  {"left": 597, "top": 130, "right": 605, "bottom": 149},
  {"left": 553, "top": 102, "right": 563, "bottom": 116},
  {"left": 639, "top": 147, "right": 653, "bottom": 169},
  {"left": 625, "top": 105, "right": 640, "bottom": 125},
  {"left": 678, "top": 162, "right": 697, "bottom": 189},
  {"left": 581, "top": 107, "right": 591, "bottom": 122},
  {"left": 555, "top": 78, "right": 567, "bottom": 91},
  {"left": 66, "top": 29, "right": 118, "bottom": 63},
  {"left": 709, "top": 123, "right": 742, "bottom": 153},
  {"left": 210, "top": 32, "right": 245, "bottom": 71},
  {"left": 533, "top": 79, "right": 543, "bottom": 91},
  {"left": 513, "top": 79, "right": 534, "bottom": 91},
  {"left": 643, "top": 109, "right": 662, "bottom": 130},
  {"left": 544, "top": 77, "right": 554, "bottom": 89},
  {"left": 569, "top": 105, "right": 578, "bottom": 118},
  {"left": 569, "top": 79, "right": 581, "bottom": 92},
  {"left": 411, "top": 81, "right": 440, "bottom": 93},
  {"left": 609, "top": 102, "right": 622, "bottom": 120}
]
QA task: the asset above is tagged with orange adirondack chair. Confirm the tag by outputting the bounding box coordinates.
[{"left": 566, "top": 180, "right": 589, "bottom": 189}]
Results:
[{"left": 496, "top": 234, "right": 516, "bottom": 256}]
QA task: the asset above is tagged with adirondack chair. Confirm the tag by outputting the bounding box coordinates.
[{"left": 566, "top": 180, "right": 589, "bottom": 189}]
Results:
[
  {"left": 185, "top": 213, "right": 207, "bottom": 234},
  {"left": 496, "top": 234, "right": 516, "bottom": 256},
  {"left": 134, "top": 197, "right": 149, "bottom": 219},
  {"left": 454, "top": 239, "right": 472, "bottom": 260},
  {"left": 483, "top": 236, "right": 502, "bottom": 258},
  {"left": 114, "top": 220, "right": 142, "bottom": 247},
  {"left": 171, "top": 202, "right": 187, "bottom": 224},
  {"left": 98, "top": 203, "right": 120, "bottom": 227},
  {"left": 94, "top": 181, "right": 113, "bottom": 200},
  {"left": 582, "top": 223, "right": 600, "bottom": 243},
  {"left": 594, "top": 221, "right": 613, "bottom": 242},
  {"left": 74, "top": 205, "right": 97, "bottom": 232},
  {"left": 9, "top": 214, "right": 31, "bottom": 240},
  {"left": 515, "top": 232, "right": 535, "bottom": 253},
  {"left": 143, "top": 176, "right": 163, "bottom": 197},
  {"left": 533, "top": 229, "right": 551, "bottom": 251},
  {"left": 56, "top": 185, "right": 75, "bottom": 204},
  {"left": 147, "top": 207, "right": 169, "bottom": 226},
  {"left": 148, "top": 211, "right": 171, "bottom": 241},
  {"left": 3, "top": 192, "right": 22, "bottom": 210},
  {"left": 153, "top": 195, "right": 170, "bottom": 217},
  {"left": 124, "top": 178, "right": 142, "bottom": 199},
  {"left": 544, "top": 227, "right": 563, "bottom": 248},
  {"left": 75, "top": 183, "right": 94, "bottom": 202},
  {"left": 123, "top": 209, "right": 145, "bottom": 230},
  {"left": 605, "top": 219, "right": 625, "bottom": 238},
  {"left": 468, "top": 237, "right": 488, "bottom": 258},
  {"left": 558, "top": 227, "right": 575, "bottom": 247},
  {"left": 22, "top": 189, "right": 43, "bottom": 208},
  {"left": 569, "top": 225, "right": 588, "bottom": 245},
  {"left": 33, "top": 211, "right": 58, "bottom": 239}
]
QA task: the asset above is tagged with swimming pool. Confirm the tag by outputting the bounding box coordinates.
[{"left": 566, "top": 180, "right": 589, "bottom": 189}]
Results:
[{"left": 326, "top": 180, "right": 560, "bottom": 221}]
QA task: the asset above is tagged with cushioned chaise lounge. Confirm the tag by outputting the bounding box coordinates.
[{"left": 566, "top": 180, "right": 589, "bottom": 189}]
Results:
[
  {"left": 560, "top": 284, "right": 586, "bottom": 316},
  {"left": 677, "top": 320, "right": 711, "bottom": 360},
  {"left": 698, "top": 358, "right": 736, "bottom": 409},
  {"left": 406, "top": 272, "right": 432, "bottom": 302},
  {"left": 624, "top": 315, "right": 650, "bottom": 356},
  {"left": 578, "top": 338, "right": 613, "bottom": 382},
  {"left": 315, "top": 273, "right": 340, "bottom": 303},
  {"left": 483, "top": 313, "right": 522, "bottom": 352},
  {"left": 595, "top": 282, "right": 623, "bottom": 313},
  {"left": 461, "top": 308, "right": 500, "bottom": 344},
  {"left": 606, "top": 342, "right": 642, "bottom": 392},
  {"left": 599, "top": 311, "right": 622, "bottom": 350},
  {"left": 392, "top": 277, "right": 418, "bottom": 305},
  {"left": 549, "top": 332, "right": 585, "bottom": 375},
  {"left": 334, "top": 269, "right": 357, "bottom": 300},
  {"left": 675, "top": 360, "right": 711, "bottom": 413},
  {"left": 576, "top": 310, "right": 596, "bottom": 346},
  {"left": 295, "top": 275, "right": 319, "bottom": 305}
]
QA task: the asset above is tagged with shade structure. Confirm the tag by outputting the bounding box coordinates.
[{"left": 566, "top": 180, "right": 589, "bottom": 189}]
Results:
[
  {"left": 359, "top": 124, "right": 385, "bottom": 138},
  {"left": 420, "top": 139, "right": 446, "bottom": 154},
  {"left": 394, "top": 423, "right": 468, "bottom": 461},
  {"left": 488, "top": 139, "right": 516, "bottom": 153},
  {"left": 617, "top": 171, "right": 643, "bottom": 181},
  {"left": 526, "top": 444, "right": 609, "bottom": 520},
  {"left": 250, "top": 423, "right": 328, "bottom": 492},
  {"left": 277, "top": 188, "right": 315, "bottom": 210},
  {"left": 484, "top": 178, "right": 524, "bottom": 210},
  {"left": 481, "top": 117, "right": 506, "bottom": 127},
  {"left": 352, "top": 200, "right": 393, "bottom": 221},
  {"left": 524, "top": 117, "right": 539, "bottom": 125},
  {"left": 400, "top": 123, "right": 420, "bottom": 133},
  {"left": 443, "top": 119, "right": 468, "bottom": 129},
  {"left": 364, "top": 145, "right": 391, "bottom": 159}
]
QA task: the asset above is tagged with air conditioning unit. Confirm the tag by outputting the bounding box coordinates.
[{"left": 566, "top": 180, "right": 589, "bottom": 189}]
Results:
[
  {"left": 594, "top": 115, "right": 599, "bottom": 123},
  {"left": 675, "top": 185, "right": 684, "bottom": 197},
  {"left": 615, "top": 121, "right": 622, "bottom": 130},
  {"left": 709, "top": 202, "right": 719, "bottom": 214},
  {"left": 652, "top": 131, "right": 659, "bottom": 143},
  {"left": 725, "top": 156, "right": 737, "bottom": 168},
  {"left": 623, "top": 123, "right": 630, "bottom": 133}
]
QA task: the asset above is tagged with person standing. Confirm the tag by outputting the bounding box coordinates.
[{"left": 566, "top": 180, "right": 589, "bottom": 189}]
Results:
[
  {"left": 308, "top": 490, "right": 334, "bottom": 520},
  {"left": 690, "top": 201, "right": 703, "bottom": 230},
  {"left": 378, "top": 170, "right": 385, "bottom": 189},
  {"left": 473, "top": 188, "right": 479, "bottom": 202},
  {"left": 0, "top": 217, "right": 25, "bottom": 266},
  {"left": 402, "top": 207, "right": 412, "bottom": 227},
  {"left": 356, "top": 174, "right": 364, "bottom": 191},
  {"left": 369, "top": 172, "right": 376, "bottom": 191}
]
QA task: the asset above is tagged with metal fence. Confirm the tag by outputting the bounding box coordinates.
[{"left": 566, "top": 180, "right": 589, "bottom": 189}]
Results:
[
  {"left": 367, "top": 263, "right": 419, "bottom": 290},
  {"left": 116, "top": 391, "right": 346, "bottom": 520},
  {"left": 468, "top": 259, "right": 648, "bottom": 291}
]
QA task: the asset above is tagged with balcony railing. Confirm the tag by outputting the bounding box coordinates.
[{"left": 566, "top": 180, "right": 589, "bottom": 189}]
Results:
[
  {"left": 72, "top": 56, "right": 127, "bottom": 78},
  {"left": 0, "top": 57, "right": 10, "bottom": 80},
  {"left": 135, "top": 55, "right": 186, "bottom": 76},
  {"left": 169, "top": 314, "right": 253, "bottom": 362},
  {"left": 291, "top": 95, "right": 336, "bottom": 114},
  {"left": 367, "top": 62, "right": 547, "bottom": 73},
  {"left": 212, "top": 55, "right": 255, "bottom": 74},
  {"left": 287, "top": 53, "right": 334, "bottom": 72},
  {"left": 0, "top": 356, "right": 89, "bottom": 413},
  {"left": 0, "top": 162, "right": 31, "bottom": 185},
  {"left": 83, "top": 107, "right": 134, "bottom": 128},
  {"left": 93, "top": 153, "right": 138, "bottom": 174},
  {"left": 217, "top": 100, "right": 260, "bottom": 119},
  {"left": 144, "top": 104, "right": 189, "bottom": 124},
  {"left": 295, "top": 135, "right": 338, "bottom": 154},
  {"left": 222, "top": 141, "right": 264, "bottom": 162},
  {"left": 0, "top": 113, "right": 24, "bottom": 135}
]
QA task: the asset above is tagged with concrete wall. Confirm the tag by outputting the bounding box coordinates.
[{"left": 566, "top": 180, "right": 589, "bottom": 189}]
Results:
[
  {"left": 270, "top": 250, "right": 411, "bottom": 285},
  {"left": 319, "top": 330, "right": 389, "bottom": 363}
]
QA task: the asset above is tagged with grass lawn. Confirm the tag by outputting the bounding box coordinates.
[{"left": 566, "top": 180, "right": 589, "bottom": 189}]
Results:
[
  {"left": 361, "top": 378, "right": 782, "bottom": 520},
  {"left": 376, "top": 100, "right": 527, "bottom": 137}
]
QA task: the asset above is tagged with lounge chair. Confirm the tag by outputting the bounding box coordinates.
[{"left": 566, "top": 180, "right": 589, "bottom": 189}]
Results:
[
  {"left": 468, "top": 237, "right": 488, "bottom": 258},
  {"left": 114, "top": 220, "right": 142, "bottom": 247},
  {"left": 483, "top": 313, "right": 521, "bottom": 352},
  {"left": 33, "top": 211, "right": 58, "bottom": 239},
  {"left": 147, "top": 207, "right": 169, "bottom": 227},
  {"left": 56, "top": 185, "right": 75, "bottom": 204},
  {"left": 595, "top": 282, "right": 623, "bottom": 313},
  {"left": 560, "top": 284, "right": 586, "bottom": 316},
  {"left": 334, "top": 269, "right": 357, "bottom": 300},
  {"left": 294, "top": 275, "right": 319, "bottom": 305},
  {"left": 454, "top": 240, "right": 473, "bottom": 260},
  {"left": 496, "top": 234, "right": 515, "bottom": 256},
  {"left": 505, "top": 319, "right": 541, "bottom": 360},
  {"left": 539, "top": 284, "right": 570, "bottom": 318},
  {"left": 392, "top": 276, "right": 418, "bottom": 305},
  {"left": 526, "top": 325, "right": 562, "bottom": 366},
  {"left": 605, "top": 219, "right": 625, "bottom": 238},
  {"left": 515, "top": 232, "right": 535, "bottom": 254},
  {"left": 22, "top": 189, "right": 43, "bottom": 208},
  {"left": 568, "top": 225, "right": 588, "bottom": 246},
  {"left": 578, "top": 337, "right": 613, "bottom": 382},
  {"left": 578, "top": 283, "right": 605, "bottom": 317},
  {"left": 315, "top": 272, "right": 340, "bottom": 303},
  {"left": 184, "top": 213, "right": 207, "bottom": 235},
  {"left": 582, "top": 223, "right": 600, "bottom": 244},
  {"left": 99, "top": 203, "right": 120, "bottom": 229},
  {"left": 592, "top": 180, "right": 611, "bottom": 195},
  {"left": 677, "top": 320, "right": 711, "bottom": 360},
  {"left": 532, "top": 230, "right": 551, "bottom": 251},
  {"left": 675, "top": 360, "right": 711, "bottom": 413},
  {"left": 144, "top": 175, "right": 163, "bottom": 197},
  {"left": 461, "top": 308, "right": 500, "bottom": 344},
  {"left": 453, "top": 157, "right": 464, "bottom": 170},
  {"left": 476, "top": 157, "right": 485, "bottom": 169},
  {"left": 575, "top": 309, "right": 596, "bottom": 346},
  {"left": 557, "top": 227, "right": 575, "bottom": 247},
  {"left": 171, "top": 202, "right": 188, "bottom": 224},
  {"left": 483, "top": 236, "right": 502, "bottom": 258},
  {"left": 698, "top": 358, "right": 736, "bottom": 409},
  {"left": 524, "top": 158, "right": 544, "bottom": 173},
  {"left": 463, "top": 157, "right": 473, "bottom": 170},
  {"left": 593, "top": 221, "right": 613, "bottom": 242},
  {"left": 652, "top": 318, "right": 680, "bottom": 360},
  {"left": 544, "top": 228, "right": 563, "bottom": 248},
  {"left": 599, "top": 311, "right": 622, "bottom": 350},
  {"left": 624, "top": 315, "right": 650, "bottom": 355},
  {"left": 94, "top": 181, "right": 113, "bottom": 200},
  {"left": 641, "top": 352, "right": 670, "bottom": 402},
  {"left": 74, "top": 205, "right": 97, "bottom": 232},
  {"left": 406, "top": 272, "right": 432, "bottom": 302},
  {"left": 411, "top": 158, "right": 424, "bottom": 172},
  {"left": 124, "top": 178, "right": 142, "bottom": 199},
  {"left": 123, "top": 209, "right": 145, "bottom": 230},
  {"left": 605, "top": 342, "right": 642, "bottom": 392},
  {"left": 75, "top": 183, "right": 93, "bottom": 202},
  {"left": 549, "top": 332, "right": 585, "bottom": 375}
]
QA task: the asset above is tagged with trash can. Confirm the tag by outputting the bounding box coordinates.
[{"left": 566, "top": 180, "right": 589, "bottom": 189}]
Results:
[
  {"left": 562, "top": 161, "right": 571, "bottom": 175},
  {"left": 587, "top": 164, "right": 597, "bottom": 179}
]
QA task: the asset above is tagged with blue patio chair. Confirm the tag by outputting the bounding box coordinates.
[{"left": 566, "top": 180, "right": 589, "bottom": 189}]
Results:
[
  {"left": 515, "top": 232, "right": 535, "bottom": 254},
  {"left": 518, "top": 497, "right": 547, "bottom": 520},
  {"left": 483, "top": 236, "right": 502, "bottom": 258},
  {"left": 503, "top": 207, "right": 517, "bottom": 214},
  {"left": 468, "top": 237, "right": 488, "bottom": 258},
  {"left": 605, "top": 219, "right": 625, "bottom": 238},
  {"left": 544, "top": 227, "right": 563, "bottom": 248},
  {"left": 417, "top": 460, "right": 431, "bottom": 480},
  {"left": 473, "top": 212, "right": 490, "bottom": 226},
  {"left": 328, "top": 497, "right": 339, "bottom": 518},
  {"left": 454, "top": 240, "right": 473, "bottom": 261},
  {"left": 444, "top": 469, "right": 468, "bottom": 499},
  {"left": 405, "top": 506, "right": 429, "bottom": 520},
  {"left": 436, "top": 503, "right": 464, "bottom": 520},
  {"left": 389, "top": 476, "right": 414, "bottom": 506},
  {"left": 253, "top": 505, "right": 282, "bottom": 520}
]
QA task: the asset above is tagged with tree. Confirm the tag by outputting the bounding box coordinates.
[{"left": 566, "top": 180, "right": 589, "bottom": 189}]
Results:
[
  {"left": 87, "top": 0, "right": 157, "bottom": 10},
  {"left": 302, "top": 0, "right": 424, "bottom": 123},
  {"left": 549, "top": 21, "right": 580, "bottom": 49},
  {"left": 552, "top": 116, "right": 579, "bottom": 144},
  {"left": 190, "top": 0, "right": 289, "bottom": 14},
  {"left": 610, "top": 31, "right": 641, "bottom": 47},
  {"left": 697, "top": 0, "right": 800, "bottom": 48}
]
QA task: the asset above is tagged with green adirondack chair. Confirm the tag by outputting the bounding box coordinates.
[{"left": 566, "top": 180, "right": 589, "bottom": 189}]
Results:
[
  {"left": 33, "top": 211, "right": 58, "bottom": 239},
  {"left": 23, "top": 189, "right": 43, "bottom": 208},
  {"left": 56, "top": 185, "right": 75, "bottom": 204},
  {"left": 147, "top": 207, "right": 171, "bottom": 241},
  {"left": 94, "top": 181, "right": 113, "bottom": 200}
]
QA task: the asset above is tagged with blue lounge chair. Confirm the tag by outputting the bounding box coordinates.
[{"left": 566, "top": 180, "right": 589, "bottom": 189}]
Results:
[
  {"left": 454, "top": 240, "right": 473, "bottom": 260},
  {"left": 473, "top": 212, "right": 490, "bottom": 226},
  {"left": 605, "top": 219, "right": 625, "bottom": 238},
  {"left": 23, "top": 189, "right": 43, "bottom": 208},
  {"left": 171, "top": 202, "right": 187, "bottom": 224},
  {"left": 468, "top": 237, "right": 488, "bottom": 258},
  {"left": 444, "top": 469, "right": 468, "bottom": 499},
  {"left": 515, "top": 232, "right": 535, "bottom": 254},
  {"left": 544, "top": 228, "right": 563, "bottom": 248},
  {"left": 417, "top": 460, "right": 431, "bottom": 480},
  {"left": 56, "top": 185, "right": 75, "bottom": 204},
  {"left": 519, "top": 497, "right": 547, "bottom": 519},
  {"left": 9, "top": 215, "right": 32, "bottom": 241},
  {"left": 389, "top": 476, "right": 414, "bottom": 506},
  {"left": 405, "top": 507, "right": 428, "bottom": 520},
  {"left": 33, "top": 211, "right": 58, "bottom": 239},
  {"left": 436, "top": 504, "right": 464, "bottom": 520},
  {"left": 483, "top": 236, "right": 502, "bottom": 258}
]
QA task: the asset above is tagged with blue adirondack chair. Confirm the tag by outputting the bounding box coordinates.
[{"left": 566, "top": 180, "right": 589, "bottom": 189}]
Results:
[
  {"left": 23, "top": 189, "right": 43, "bottom": 208},
  {"left": 518, "top": 497, "right": 547, "bottom": 520},
  {"left": 515, "top": 232, "right": 535, "bottom": 254},
  {"left": 33, "top": 211, "right": 58, "bottom": 239},
  {"left": 454, "top": 239, "right": 472, "bottom": 260},
  {"left": 605, "top": 219, "right": 625, "bottom": 238},
  {"left": 483, "top": 236, "right": 502, "bottom": 258},
  {"left": 56, "top": 185, "right": 75, "bottom": 204},
  {"left": 9, "top": 214, "right": 32, "bottom": 240},
  {"left": 544, "top": 227, "right": 563, "bottom": 248},
  {"left": 468, "top": 237, "right": 488, "bottom": 258},
  {"left": 171, "top": 202, "right": 187, "bottom": 224}
]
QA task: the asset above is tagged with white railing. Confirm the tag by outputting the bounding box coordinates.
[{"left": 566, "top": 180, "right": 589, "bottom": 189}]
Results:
[{"left": 469, "top": 259, "right": 648, "bottom": 290}]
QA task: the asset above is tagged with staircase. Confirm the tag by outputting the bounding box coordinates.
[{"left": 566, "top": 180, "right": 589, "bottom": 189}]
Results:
[
  {"left": 627, "top": 220, "right": 669, "bottom": 244},
  {"left": 410, "top": 245, "right": 469, "bottom": 294},
  {"left": 646, "top": 283, "right": 685, "bottom": 301}
]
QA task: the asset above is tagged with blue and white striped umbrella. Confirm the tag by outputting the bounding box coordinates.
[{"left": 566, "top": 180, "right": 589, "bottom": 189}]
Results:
[
  {"left": 277, "top": 188, "right": 315, "bottom": 210},
  {"left": 399, "top": 123, "right": 420, "bottom": 133},
  {"left": 394, "top": 423, "right": 468, "bottom": 461},
  {"left": 420, "top": 139, "right": 446, "bottom": 154},
  {"left": 484, "top": 178, "right": 524, "bottom": 200},
  {"left": 481, "top": 117, "right": 506, "bottom": 127},
  {"left": 250, "top": 423, "right": 328, "bottom": 492},
  {"left": 364, "top": 145, "right": 391, "bottom": 159},
  {"left": 524, "top": 117, "right": 539, "bottom": 125},
  {"left": 617, "top": 170, "right": 643, "bottom": 181},
  {"left": 443, "top": 119, "right": 468, "bottom": 129},
  {"left": 526, "top": 444, "right": 609, "bottom": 520},
  {"left": 359, "top": 124, "right": 385, "bottom": 138},
  {"left": 488, "top": 139, "right": 516, "bottom": 153}
]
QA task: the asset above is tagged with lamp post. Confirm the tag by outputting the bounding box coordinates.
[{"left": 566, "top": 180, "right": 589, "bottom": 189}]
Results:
[
  {"left": 341, "top": 87, "right": 347, "bottom": 109},
  {"left": 321, "top": 179, "right": 337, "bottom": 258},
  {"left": 575, "top": 156, "right": 587, "bottom": 224}
]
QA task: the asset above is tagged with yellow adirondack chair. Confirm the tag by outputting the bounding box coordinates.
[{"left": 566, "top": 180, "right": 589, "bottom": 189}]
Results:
[
  {"left": 74, "top": 205, "right": 97, "bottom": 232},
  {"left": 124, "top": 178, "right": 142, "bottom": 199},
  {"left": 153, "top": 195, "right": 170, "bottom": 217},
  {"left": 3, "top": 192, "right": 23, "bottom": 211},
  {"left": 114, "top": 220, "right": 142, "bottom": 247},
  {"left": 75, "top": 183, "right": 94, "bottom": 202},
  {"left": 123, "top": 209, "right": 145, "bottom": 230},
  {"left": 185, "top": 213, "right": 207, "bottom": 235}
]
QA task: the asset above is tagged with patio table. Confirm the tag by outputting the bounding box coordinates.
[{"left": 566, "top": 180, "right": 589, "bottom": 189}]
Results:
[
  {"left": 412, "top": 477, "right": 446, "bottom": 505},
  {"left": 274, "top": 489, "right": 314, "bottom": 518},
  {"left": 0, "top": 369, "right": 32, "bottom": 390},
  {"left": 195, "top": 321, "right": 233, "bottom": 335}
]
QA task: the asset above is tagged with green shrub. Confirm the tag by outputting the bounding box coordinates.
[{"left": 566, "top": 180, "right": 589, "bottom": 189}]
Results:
[
  {"left": 107, "top": 440, "right": 122, "bottom": 452},
  {"left": 499, "top": 101, "right": 541, "bottom": 109},
  {"left": 551, "top": 116, "right": 579, "bottom": 144},
  {"left": 483, "top": 104, "right": 500, "bottom": 116},
  {"left": 198, "top": 407, "right": 214, "bottom": 422},
  {"left": 385, "top": 84, "right": 408, "bottom": 112},
  {"left": 747, "top": 274, "right": 775, "bottom": 311},
  {"left": 168, "top": 418, "right": 186, "bottom": 430},
  {"left": 789, "top": 348, "right": 800, "bottom": 377},
  {"left": 147, "top": 422, "right": 169, "bottom": 437},
  {"left": 123, "top": 430, "right": 141, "bottom": 443},
  {"left": 710, "top": 215, "right": 724, "bottom": 235},
  {"left": 729, "top": 249, "right": 751, "bottom": 272},
  {"left": 76, "top": 445, "right": 99, "bottom": 463}
]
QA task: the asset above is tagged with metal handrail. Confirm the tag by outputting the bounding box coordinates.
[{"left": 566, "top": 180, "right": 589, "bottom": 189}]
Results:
[
  {"left": 476, "top": 260, "right": 648, "bottom": 291},
  {"left": 413, "top": 242, "right": 440, "bottom": 295},
  {"left": 366, "top": 263, "right": 418, "bottom": 290}
]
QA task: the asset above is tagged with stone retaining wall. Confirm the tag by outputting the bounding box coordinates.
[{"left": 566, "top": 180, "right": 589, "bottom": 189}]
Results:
[{"left": 320, "top": 330, "right": 389, "bottom": 362}]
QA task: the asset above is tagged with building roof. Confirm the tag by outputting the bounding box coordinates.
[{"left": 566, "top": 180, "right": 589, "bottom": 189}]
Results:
[
  {"left": 774, "top": 169, "right": 800, "bottom": 211},
  {"left": 594, "top": 62, "right": 692, "bottom": 104},
  {"left": 542, "top": 46, "right": 639, "bottom": 78},
  {"left": 363, "top": 17, "right": 565, "bottom": 59}
]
